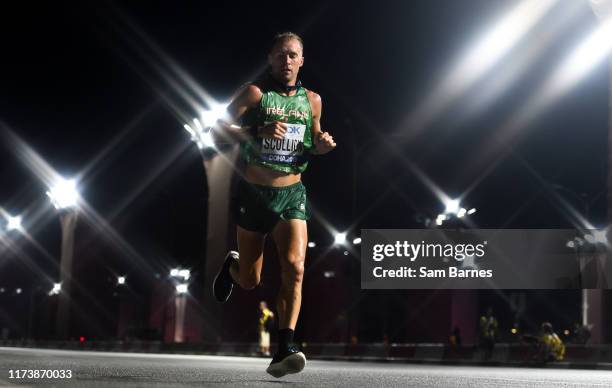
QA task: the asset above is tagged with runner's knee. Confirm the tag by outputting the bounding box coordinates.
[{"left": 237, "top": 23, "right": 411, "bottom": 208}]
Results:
[
  {"left": 281, "top": 255, "right": 305, "bottom": 285},
  {"left": 238, "top": 273, "right": 261, "bottom": 290}
]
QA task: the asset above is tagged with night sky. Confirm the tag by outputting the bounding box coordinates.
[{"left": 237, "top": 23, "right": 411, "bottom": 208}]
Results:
[{"left": 0, "top": 1, "right": 609, "bottom": 338}]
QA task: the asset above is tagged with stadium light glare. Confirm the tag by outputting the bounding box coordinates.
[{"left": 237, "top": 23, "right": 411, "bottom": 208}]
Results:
[
  {"left": 49, "top": 283, "right": 61, "bottom": 296},
  {"left": 560, "top": 18, "right": 612, "bottom": 86},
  {"left": 444, "top": 199, "right": 460, "bottom": 215},
  {"left": 184, "top": 102, "right": 229, "bottom": 150},
  {"left": 6, "top": 215, "right": 22, "bottom": 231},
  {"left": 585, "top": 230, "right": 608, "bottom": 245},
  {"left": 200, "top": 102, "right": 229, "bottom": 127},
  {"left": 178, "top": 269, "right": 190, "bottom": 281},
  {"left": 333, "top": 232, "right": 347, "bottom": 246},
  {"left": 46, "top": 178, "right": 79, "bottom": 209},
  {"left": 176, "top": 283, "right": 188, "bottom": 294}
]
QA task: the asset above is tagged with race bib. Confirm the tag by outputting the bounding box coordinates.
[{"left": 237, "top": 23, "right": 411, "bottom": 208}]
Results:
[{"left": 260, "top": 123, "right": 305, "bottom": 164}]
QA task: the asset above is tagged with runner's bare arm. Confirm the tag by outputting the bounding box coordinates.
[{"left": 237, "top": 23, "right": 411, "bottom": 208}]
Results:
[
  {"left": 307, "top": 90, "right": 336, "bottom": 155},
  {"left": 212, "top": 84, "right": 263, "bottom": 143}
]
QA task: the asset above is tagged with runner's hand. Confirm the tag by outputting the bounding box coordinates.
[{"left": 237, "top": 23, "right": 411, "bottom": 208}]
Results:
[
  {"left": 257, "top": 121, "right": 287, "bottom": 140},
  {"left": 313, "top": 131, "right": 336, "bottom": 155}
]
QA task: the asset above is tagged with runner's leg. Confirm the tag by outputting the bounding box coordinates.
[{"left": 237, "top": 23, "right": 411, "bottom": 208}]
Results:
[
  {"left": 271, "top": 219, "right": 307, "bottom": 330},
  {"left": 265, "top": 218, "right": 308, "bottom": 378},
  {"left": 231, "top": 225, "right": 266, "bottom": 290}
]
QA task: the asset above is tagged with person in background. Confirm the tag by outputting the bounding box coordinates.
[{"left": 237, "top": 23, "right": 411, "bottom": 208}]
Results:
[
  {"left": 479, "top": 307, "right": 498, "bottom": 359},
  {"left": 538, "top": 322, "right": 565, "bottom": 362},
  {"left": 259, "top": 301, "right": 275, "bottom": 356},
  {"left": 450, "top": 327, "right": 462, "bottom": 347}
]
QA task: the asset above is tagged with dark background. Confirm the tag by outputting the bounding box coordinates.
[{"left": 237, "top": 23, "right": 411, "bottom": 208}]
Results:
[{"left": 0, "top": 0, "right": 608, "bottom": 343}]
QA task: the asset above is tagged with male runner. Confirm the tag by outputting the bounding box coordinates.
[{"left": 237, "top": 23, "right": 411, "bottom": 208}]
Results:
[{"left": 212, "top": 32, "right": 336, "bottom": 378}]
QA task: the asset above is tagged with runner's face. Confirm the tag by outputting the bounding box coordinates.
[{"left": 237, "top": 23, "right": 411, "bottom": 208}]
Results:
[{"left": 268, "top": 38, "right": 304, "bottom": 84}]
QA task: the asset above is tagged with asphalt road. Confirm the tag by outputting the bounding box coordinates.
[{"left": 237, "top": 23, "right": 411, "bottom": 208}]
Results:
[{"left": 2, "top": 347, "right": 612, "bottom": 387}]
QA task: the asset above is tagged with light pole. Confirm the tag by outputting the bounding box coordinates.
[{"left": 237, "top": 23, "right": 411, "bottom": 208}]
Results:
[
  {"left": 114, "top": 275, "right": 128, "bottom": 340},
  {"left": 184, "top": 104, "right": 239, "bottom": 341},
  {"left": 553, "top": 183, "right": 604, "bottom": 337},
  {"left": 174, "top": 283, "right": 188, "bottom": 343},
  {"left": 169, "top": 268, "right": 190, "bottom": 342},
  {"left": 590, "top": 0, "right": 612, "bottom": 345},
  {"left": 46, "top": 177, "right": 79, "bottom": 340}
]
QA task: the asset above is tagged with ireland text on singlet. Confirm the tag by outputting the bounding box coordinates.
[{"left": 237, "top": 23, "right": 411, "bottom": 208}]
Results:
[{"left": 240, "top": 84, "right": 314, "bottom": 174}]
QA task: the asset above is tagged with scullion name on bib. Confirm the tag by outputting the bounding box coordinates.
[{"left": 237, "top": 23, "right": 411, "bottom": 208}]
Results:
[{"left": 260, "top": 123, "right": 306, "bottom": 164}]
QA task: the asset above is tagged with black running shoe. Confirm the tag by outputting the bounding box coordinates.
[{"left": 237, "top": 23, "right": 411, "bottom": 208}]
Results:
[
  {"left": 212, "top": 250, "right": 239, "bottom": 303},
  {"left": 266, "top": 344, "right": 306, "bottom": 378}
]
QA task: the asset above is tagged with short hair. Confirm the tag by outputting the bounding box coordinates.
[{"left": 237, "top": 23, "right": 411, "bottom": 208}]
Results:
[{"left": 270, "top": 32, "right": 304, "bottom": 53}]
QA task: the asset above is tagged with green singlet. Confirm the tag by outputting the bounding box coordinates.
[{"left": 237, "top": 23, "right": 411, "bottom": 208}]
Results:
[{"left": 240, "top": 80, "right": 314, "bottom": 174}]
